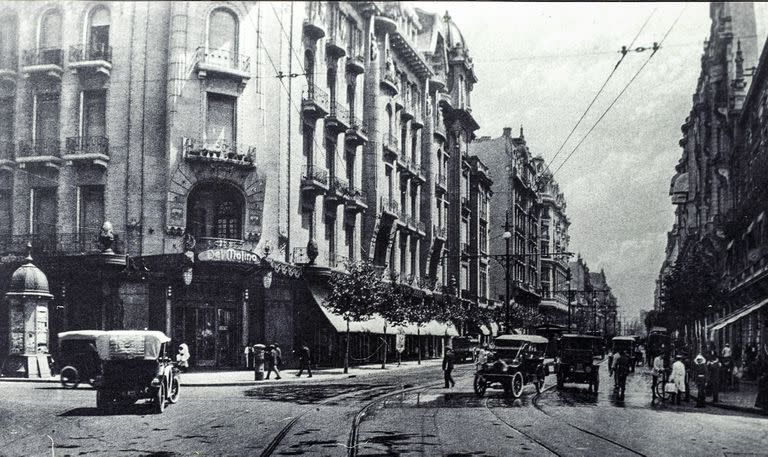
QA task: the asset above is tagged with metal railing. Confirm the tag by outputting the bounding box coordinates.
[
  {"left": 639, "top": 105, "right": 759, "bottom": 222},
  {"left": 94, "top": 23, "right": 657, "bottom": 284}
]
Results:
[
  {"left": 303, "top": 84, "right": 330, "bottom": 111},
  {"left": 329, "top": 101, "right": 350, "bottom": 124},
  {"left": 330, "top": 175, "right": 349, "bottom": 194},
  {"left": 69, "top": 44, "right": 112, "bottom": 63},
  {"left": 0, "top": 232, "right": 125, "bottom": 256},
  {"left": 193, "top": 237, "right": 246, "bottom": 253},
  {"left": 380, "top": 196, "right": 400, "bottom": 217},
  {"left": 302, "top": 164, "right": 329, "bottom": 185},
  {"left": 17, "top": 139, "right": 60, "bottom": 158},
  {"left": 182, "top": 138, "right": 256, "bottom": 165},
  {"left": 195, "top": 47, "right": 250, "bottom": 73},
  {"left": 436, "top": 173, "right": 447, "bottom": 188},
  {"left": 22, "top": 47, "right": 64, "bottom": 67},
  {"left": 65, "top": 136, "right": 109, "bottom": 156},
  {"left": 383, "top": 133, "right": 399, "bottom": 155}
]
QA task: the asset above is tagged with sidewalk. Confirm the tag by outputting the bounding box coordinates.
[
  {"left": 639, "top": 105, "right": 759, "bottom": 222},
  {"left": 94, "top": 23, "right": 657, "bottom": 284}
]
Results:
[
  {"left": 693, "top": 380, "right": 768, "bottom": 416},
  {"left": 0, "top": 358, "right": 444, "bottom": 387}
]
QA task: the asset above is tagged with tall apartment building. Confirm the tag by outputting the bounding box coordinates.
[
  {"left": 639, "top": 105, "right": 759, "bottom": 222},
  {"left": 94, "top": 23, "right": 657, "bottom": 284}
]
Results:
[
  {"left": 660, "top": 2, "right": 768, "bottom": 353},
  {"left": 0, "top": 2, "right": 485, "bottom": 368}
]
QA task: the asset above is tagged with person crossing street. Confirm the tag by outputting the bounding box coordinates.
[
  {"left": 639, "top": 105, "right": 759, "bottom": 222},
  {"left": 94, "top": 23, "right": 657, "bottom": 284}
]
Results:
[
  {"left": 443, "top": 348, "right": 456, "bottom": 388},
  {"left": 614, "top": 350, "right": 631, "bottom": 400}
]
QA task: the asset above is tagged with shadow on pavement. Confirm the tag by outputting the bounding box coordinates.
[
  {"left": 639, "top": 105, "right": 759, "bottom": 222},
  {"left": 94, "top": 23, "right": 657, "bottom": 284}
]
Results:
[{"left": 59, "top": 403, "right": 156, "bottom": 417}]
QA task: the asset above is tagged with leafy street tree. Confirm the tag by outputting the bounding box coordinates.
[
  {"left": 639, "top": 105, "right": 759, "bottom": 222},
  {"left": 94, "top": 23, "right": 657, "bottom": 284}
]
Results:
[{"left": 325, "top": 261, "right": 385, "bottom": 373}]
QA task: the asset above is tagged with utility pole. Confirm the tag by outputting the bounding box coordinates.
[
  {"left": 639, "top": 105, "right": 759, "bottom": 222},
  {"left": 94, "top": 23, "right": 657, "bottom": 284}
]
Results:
[{"left": 566, "top": 267, "right": 573, "bottom": 331}]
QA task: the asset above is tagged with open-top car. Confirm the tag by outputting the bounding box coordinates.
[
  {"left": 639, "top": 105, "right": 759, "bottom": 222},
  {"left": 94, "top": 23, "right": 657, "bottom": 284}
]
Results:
[
  {"left": 612, "top": 336, "right": 637, "bottom": 372},
  {"left": 555, "top": 334, "right": 604, "bottom": 392},
  {"left": 93, "top": 330, "right": 179, "bottom": 413},
  {"left": 473, "top": 334, "right": 549, "bottom": 398},
  {"left": 57, "top": 330, "right": 105, "bottom": 388}
]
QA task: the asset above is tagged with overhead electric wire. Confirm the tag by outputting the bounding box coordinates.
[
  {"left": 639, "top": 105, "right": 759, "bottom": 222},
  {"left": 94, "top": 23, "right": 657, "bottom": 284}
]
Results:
[
  {"left": 544, "top": 7, "right": 657, "bottom": 174},
  {"left": 549, "top": 6, "right": 687, "bottom": 179}
]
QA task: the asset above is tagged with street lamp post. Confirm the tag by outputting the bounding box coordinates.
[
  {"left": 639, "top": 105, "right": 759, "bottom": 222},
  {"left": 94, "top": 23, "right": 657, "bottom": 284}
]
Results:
[{"left": 503, "top": 211, "right": 513, "bottom": 334}]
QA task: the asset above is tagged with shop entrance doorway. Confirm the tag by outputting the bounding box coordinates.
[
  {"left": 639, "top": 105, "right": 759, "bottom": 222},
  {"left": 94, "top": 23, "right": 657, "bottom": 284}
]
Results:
[{"left": 173, "top": 304, "right": 239, "bottom": 368}]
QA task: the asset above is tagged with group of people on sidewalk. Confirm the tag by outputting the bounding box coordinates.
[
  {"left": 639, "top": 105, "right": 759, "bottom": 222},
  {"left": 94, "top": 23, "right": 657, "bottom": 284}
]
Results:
[{"left": 243, "top": 342, "right": 314, "bottom": 380}]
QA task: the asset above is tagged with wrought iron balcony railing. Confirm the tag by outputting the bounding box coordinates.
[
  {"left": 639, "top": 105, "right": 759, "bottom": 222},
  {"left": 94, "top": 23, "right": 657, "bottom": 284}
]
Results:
[
  {"left": 195, "top": 47, "right": 250, "bottom": 73},
  {"left": 17, "top": 139, "right": 60, "bottom": 158},
  {"left": 65, "top": 136, "right": 109, "bottom": 156},
  {"left": 22, "top": 47, "right": 64, "bottom": 68},
  {"left": 182, "top": 138, "right": 256, "bottom": 167},
  {"left": 69, "top": 44, "right": 112, "bottom": 63},
  {"left": 0, "top": 232, "right": 125, "bottom": 256},
  {"left": 380, "top": 196, "right": 401, "bottom": 218},
  {"left": 302, "top": 164, "right": 329, "bottom": 186}
]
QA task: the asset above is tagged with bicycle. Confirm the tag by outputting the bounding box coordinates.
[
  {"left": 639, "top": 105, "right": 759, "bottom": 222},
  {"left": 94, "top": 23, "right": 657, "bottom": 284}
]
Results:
[{"left": 653, "top": 370, "right": 673, "bottom": 402}]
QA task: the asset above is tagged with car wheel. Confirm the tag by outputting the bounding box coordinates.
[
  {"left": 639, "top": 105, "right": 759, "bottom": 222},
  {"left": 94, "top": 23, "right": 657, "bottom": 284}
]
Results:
[
  {"left": 511, "top": 372, "right": 524, "bottom": 399},
  {"left": 61, "top": 366, "right": 80, "bottom": 389},
  {"left": 167, "top": 377, "right": 180, "bottom": 404},
  {"left": 473, "top": 375, "right": 487, "bottom": 397},
  {"left": 153, "top": 385, "right": 166, "bottom": 414}
]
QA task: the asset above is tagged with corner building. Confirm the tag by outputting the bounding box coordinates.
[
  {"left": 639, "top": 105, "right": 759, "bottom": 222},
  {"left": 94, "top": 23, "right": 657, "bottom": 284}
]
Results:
[{"left": 0, "top": 2, "right": 485, "bottom": 368}]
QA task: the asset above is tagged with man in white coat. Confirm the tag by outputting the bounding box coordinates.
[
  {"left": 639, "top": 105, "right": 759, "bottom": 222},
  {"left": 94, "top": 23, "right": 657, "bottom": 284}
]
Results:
[{"left": 671, "top": 354, "right": 687, "bottom": 405}]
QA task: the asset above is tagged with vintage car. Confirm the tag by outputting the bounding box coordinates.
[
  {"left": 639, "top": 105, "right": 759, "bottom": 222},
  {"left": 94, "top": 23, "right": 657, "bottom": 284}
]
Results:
[
  {"left": 555, "top": 334, "right": 604, "bottom": 392},
  {"left": 452, "top": 336, "right": 480, "bottom": 363},
  {"left": 58, "top": 330, "right": 105, "bottom": 389},
  {"left": 93, "top": 330, "right": 179, "bottom": 413},
  {"left": 611, "top": 336, "right": 637, "bottom": 372},
  {"left": 473, "top": 334, "right": 549, "bottom": 398}
]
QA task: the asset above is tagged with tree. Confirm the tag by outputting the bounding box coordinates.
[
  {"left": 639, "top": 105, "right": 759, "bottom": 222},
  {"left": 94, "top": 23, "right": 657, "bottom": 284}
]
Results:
[{"left": 325, "top": 261, "right": 385, "bottom": 373}]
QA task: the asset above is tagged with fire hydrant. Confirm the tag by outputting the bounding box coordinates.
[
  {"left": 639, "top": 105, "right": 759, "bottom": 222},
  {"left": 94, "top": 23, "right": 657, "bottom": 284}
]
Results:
[{"left": 253, "top": 344, "right": 266, "bottom": 381}]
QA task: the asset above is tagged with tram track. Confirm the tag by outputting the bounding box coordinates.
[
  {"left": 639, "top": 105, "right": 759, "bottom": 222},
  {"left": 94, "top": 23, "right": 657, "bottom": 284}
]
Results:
[{"left": 531, "top": 383, "right": 648, "bottom": 457}]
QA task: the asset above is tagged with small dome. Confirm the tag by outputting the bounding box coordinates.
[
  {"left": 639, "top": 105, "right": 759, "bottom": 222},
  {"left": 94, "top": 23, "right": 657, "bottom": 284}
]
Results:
[
  {"left": 7, "top": 255, "right": 53, "bottom": 298},
  {"left": 443, "top": 11, "right": 466, "bottom": 49}
]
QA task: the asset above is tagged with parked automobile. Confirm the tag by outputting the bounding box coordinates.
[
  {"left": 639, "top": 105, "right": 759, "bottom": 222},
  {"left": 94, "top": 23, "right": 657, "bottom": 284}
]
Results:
[
  {"left": 57, "top": 330, "right": 105, "bottom": 389},
  {"left": 611, "top": 336, "right": 637, "bottom": 372},
  {"left": 555, "top": 334, "right": 604, "bottom": 392},
  {"left": 92, "top": 330, "right": 179, "bottom": 413},
  {"left": 452, "top": 336, "right": 480, "bottom": 363},
  {"left": 473, "top": 334, "right": 549, "bottom": 398}
]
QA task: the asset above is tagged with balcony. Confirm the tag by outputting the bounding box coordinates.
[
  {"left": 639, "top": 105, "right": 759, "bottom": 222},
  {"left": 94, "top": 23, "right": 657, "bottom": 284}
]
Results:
[
  {"left": 326, "top": 102, "right": 350, "bottom": 134},
  {"left": 68, "top": 44, "right": 112, "bottom": 77},
  {"left": 344, "top": 185, "right": 367, "bottom": 213},
  {"left": 415, "top": 166, "right": 427, "bottom": 183},
  {"left": 302, "top": 84, "right": 330, "bottom": 120},
  {"left": 401, "top": 102, "right": 414, "bottom": 121},
  {"left": 327, "top": 175, "right": 349, "bottom": 202},
  {"left": 303, "top": 2, "right": 327, "bottom": 40},
  {"left": 411, "top": 109, "right": 424, "bottom": 129},
  {"left": 192, "top": 237, "right": 259, "bottom": 255},
  {"left": 182, "top": 138, "right": 256, "bottom": 168},
  {"left": 380, "top": 66, "right": 399, "bottom": 94},
  {"left": 0, "top": 232, "right": 125, "bottom": 257},
  {"left": 0, "top": 140, "right": 15, "bottom": 172},
  {"left": 301, "top": 164, "right": 329, "bottom": 194},
  {"left": 461, "top": 196, "right": 470, "bottom": 213},
  {"left": 345, "top": 53, "right": 365, "bottom": 76},
  {"left": 433, "top": 225, "right": 447, "bottom": 241},
  {"left": 0, "top": 54, "right": 18, "bottom": 86},
  {"left": 435, "top": 173, "right": 448, "bottom": 193},
  {"left": 416, "top": 221, "right": 427, "bottom": 236},
  {"left": 382, "top": 133, "right": 400, "bottom": 160},
  {"left": 396, "top": 155, "right": 412, "bottom": 175},
  {"left": 22, "top": 48, "right": 64, "bottom": 79},
  {"left": 326, "top": 36, "right": 347, "bottom": 59},
  {"left": 194, "top": 47, "right": 250, "bottom": 88},
  {"left": 16, "top": 139, "right": 61, "bottom": 168},
  {"left": 63, "top": 136, "right": 109, "bottom": 167},
  {"left": 380, "top": 196, "right": 400, "bottom": 219},
  {"left": 345, "top": 114, "right": 368, "bottom": 146}
]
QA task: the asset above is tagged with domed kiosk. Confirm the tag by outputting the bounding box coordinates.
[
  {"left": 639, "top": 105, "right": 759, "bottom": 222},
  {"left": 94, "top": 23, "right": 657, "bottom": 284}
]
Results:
[{"left": 0, "top": 244, "right": 54, "bottom": 378}]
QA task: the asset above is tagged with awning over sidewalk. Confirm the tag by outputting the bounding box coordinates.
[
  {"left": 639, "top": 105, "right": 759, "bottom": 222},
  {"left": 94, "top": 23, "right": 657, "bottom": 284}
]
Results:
[
  {"left": 539, "top": 299, "right": 569, "bottom": 313},
  {"left": 708, "top": 297, "right": 768, "bottom": 332},
  {"left": 309, "top": 285, "right": 458, "bottom": 337}
]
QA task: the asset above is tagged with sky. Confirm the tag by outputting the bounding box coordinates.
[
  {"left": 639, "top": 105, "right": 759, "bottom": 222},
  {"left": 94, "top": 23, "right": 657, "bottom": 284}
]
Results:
[{"left": 413, "top": 2, "right": 715, "bottom": 324}]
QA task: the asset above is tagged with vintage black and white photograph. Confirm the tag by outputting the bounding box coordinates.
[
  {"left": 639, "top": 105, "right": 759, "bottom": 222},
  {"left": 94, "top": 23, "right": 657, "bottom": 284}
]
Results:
[{"left": 0, "top": 1, "right": 767, "bottom": 456}]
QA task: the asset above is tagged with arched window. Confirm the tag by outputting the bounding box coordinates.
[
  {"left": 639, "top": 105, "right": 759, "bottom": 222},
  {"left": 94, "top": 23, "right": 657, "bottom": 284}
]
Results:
[
  {"left": 208, "top": 8, "right": 238, "bottom": 55},
  {"left": 87, "top": 6, "right": 110, "bottom": 58},
  {"left": 39, "top": 9, "right": 62, "bottom": 49},
  {"left": 186, "top": 182, "right": 244, "bottom": 240}
]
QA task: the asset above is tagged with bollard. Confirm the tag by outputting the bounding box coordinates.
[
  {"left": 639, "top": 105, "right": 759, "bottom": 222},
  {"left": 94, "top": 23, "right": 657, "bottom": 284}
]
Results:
[{"left": 253, "top": 344, "right": 266, "bottom": 381}]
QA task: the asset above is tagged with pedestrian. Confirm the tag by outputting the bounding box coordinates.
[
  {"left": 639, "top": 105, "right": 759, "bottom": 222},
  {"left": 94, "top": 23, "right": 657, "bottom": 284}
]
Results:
[
  {"left": 442, "top": 348, "right": 456, "bottom": 388},
  {"left": 274, "top": 343, "right": 283, "bottom": 369},
  {"left": 722, "top": 343, "right": 733, "bottom": 388},
  {"left": 671, "top": 354, "right": 686, "bottom": 405},
  {"left": 707, "top": 351, "right": 721, "bottom": 403},
  {"left": 651, "top": 353, "right": 665, "bottom": 399},
  {"left": 176, "top": 343, "right": 190, "bottom": 372},
  {"left": 296, "top": 342, "right": 312, "bottom": 378},
  {"left": 614, "top": 350, "right": 631, "bottom": 400},
  {"left": 754, "top": 346, "right": 768, "bottom": 412},
  {"left": 244, "top": 342, "right": 254, "bottom": 368},
  {"left": 474, "top": 344, "right": 488, "bottom": 372},
  {"left": 692, "top": 353, "right": 707, "bottom": 408},
  {"left": 608, "top": 348, "right": 616, "bottom": 387},
  {"left": 265, "top": 344, "right": 281, "bottom": 380}
]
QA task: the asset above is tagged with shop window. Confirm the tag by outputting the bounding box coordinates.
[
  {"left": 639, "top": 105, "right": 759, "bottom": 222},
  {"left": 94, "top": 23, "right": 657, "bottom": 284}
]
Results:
[
  {"left": 208, "top": 8, "right": 238, "bottom": 55},
  {"left": 207, "top": 93, "right": 236, "bottom": 146}
]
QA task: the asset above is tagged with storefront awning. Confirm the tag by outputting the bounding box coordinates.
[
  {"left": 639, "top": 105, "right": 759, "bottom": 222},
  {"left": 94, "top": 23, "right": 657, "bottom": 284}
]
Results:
[
  {"left": 309, "top": 285, "right": 458, "bottom": 336},
  {"left": 708, "top": 298, "right": 768, "bottom": 332},
  {"left": 539, "top": 299, "right": 569, "bottom": 313}
]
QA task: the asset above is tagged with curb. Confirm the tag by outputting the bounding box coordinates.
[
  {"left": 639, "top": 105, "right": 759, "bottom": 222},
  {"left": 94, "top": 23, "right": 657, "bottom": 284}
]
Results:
[{"left": 708, "top": 400, "right": 767, "bottom": 416}]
